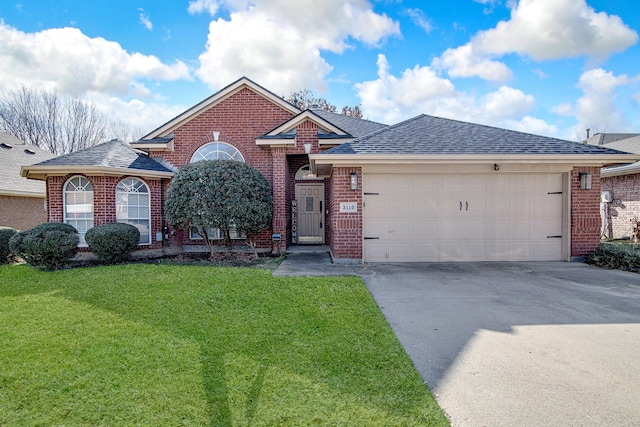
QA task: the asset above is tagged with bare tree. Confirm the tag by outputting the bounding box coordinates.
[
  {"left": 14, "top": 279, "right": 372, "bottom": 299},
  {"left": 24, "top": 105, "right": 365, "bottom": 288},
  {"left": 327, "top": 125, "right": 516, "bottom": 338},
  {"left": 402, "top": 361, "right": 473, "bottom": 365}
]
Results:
[
  {"left": 0, "top": 86, "right": 143, "bottom": 155},
  {"left": 287, "top": 90, "right": 364, "bottom": 119}
]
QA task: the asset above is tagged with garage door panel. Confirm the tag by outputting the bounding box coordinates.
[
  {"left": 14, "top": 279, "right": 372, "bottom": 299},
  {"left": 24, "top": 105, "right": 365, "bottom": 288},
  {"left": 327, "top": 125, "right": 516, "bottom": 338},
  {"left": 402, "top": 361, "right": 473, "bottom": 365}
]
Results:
[
  {"left": 364, "top": 241, "right": 389, "bottom": 262},
  {"left": 389, "top": 196, "right": 415, "bottom": 217},
  {"left": 415, "top": 198, "right": 438, "bottom": 217},
  {"left": 364, "top": 219, "right": 388, "bottom": 238},
  {"left": 363, "top": 173, "right": 564, "bottom": 262}
]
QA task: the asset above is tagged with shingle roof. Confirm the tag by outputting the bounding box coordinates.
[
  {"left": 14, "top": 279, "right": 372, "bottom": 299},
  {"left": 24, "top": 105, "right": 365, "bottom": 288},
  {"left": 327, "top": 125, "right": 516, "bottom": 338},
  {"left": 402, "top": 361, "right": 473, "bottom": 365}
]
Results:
[
  {"left": 325, "top": 114, "right": 629, "bottom": 156},
  {"left": 311, "top": 110, "right": 387, "bottom": 137},
  {"left": 585, "top": 133, "right": 640, "bottom": 146},
  {"left": 0, "top": 132, "right": 55, "bottom": 196},
  {"left": 32, "top": 139, "right": 173, "bottom": 173}
]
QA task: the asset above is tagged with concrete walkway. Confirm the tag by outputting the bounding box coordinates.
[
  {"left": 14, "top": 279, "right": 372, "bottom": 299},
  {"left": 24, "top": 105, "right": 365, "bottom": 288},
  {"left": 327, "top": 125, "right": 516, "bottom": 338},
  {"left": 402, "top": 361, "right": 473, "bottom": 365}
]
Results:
[
  {"left": 272, "top": 245, "right": 364, "bottom": 276},
  {"left": 273, "top": 253, "right": 640, "bottom": 426}
]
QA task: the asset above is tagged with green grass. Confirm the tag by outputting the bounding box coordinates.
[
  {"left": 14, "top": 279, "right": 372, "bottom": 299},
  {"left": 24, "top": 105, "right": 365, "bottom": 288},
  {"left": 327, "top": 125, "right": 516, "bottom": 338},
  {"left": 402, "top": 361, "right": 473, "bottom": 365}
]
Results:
[{"left": 0, "top": 264, "right": 448, "bottom": 426}]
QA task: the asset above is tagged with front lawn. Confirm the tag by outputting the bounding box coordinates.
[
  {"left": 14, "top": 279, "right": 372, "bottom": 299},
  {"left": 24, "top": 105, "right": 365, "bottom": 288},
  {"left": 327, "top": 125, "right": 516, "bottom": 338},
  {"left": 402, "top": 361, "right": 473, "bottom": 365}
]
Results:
[{"left": 0, "top": 264, "right": 448, "bottom": 426}]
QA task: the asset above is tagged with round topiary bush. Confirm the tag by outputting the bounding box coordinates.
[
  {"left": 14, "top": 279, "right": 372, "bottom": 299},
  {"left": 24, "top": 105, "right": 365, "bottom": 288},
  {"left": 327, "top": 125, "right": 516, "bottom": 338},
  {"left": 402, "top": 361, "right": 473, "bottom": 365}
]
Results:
[
  {"left": 85, "top": 222, "right": 140, "bottom": 264},
  {"left": 0, "top": 227, "right": 18, "bottom": 264},
  {"left": 9, "top": 222, "right": 79, "bottom": 270}
]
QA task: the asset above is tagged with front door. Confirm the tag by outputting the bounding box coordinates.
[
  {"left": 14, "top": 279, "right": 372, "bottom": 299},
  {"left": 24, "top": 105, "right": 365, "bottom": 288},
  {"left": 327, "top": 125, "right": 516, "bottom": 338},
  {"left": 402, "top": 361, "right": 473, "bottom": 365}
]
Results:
[{"left": 295, "top": 183, "right": 324, "bottom": 244}]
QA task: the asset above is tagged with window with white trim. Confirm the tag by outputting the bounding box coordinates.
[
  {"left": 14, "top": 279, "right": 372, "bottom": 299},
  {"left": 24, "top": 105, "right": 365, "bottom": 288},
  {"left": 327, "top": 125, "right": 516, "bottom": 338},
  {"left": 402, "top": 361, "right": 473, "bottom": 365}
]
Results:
[
  {"left": 189, "top": 142, "right": 246, "bottom": 241},
  {"left": 116, "top": 177, "right": 151, "bottom": 244},
  {"left": 64, "top": 176, "right": 94, "bottom": 246},
  {"left": 190, "top": 142, "right": 244, "bottom": 162},
  {"left": 295, "top": 164, "right": 319, "bottom": 180}
]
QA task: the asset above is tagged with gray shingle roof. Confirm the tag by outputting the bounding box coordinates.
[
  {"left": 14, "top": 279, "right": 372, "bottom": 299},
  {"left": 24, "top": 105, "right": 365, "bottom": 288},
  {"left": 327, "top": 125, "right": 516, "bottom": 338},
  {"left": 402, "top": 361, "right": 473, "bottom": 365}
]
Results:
[
  {"left": 0, "top": 132, "right": 55, "bottom": 196},
  {"left": 585, "top": 133, "right": 640, "bottom": 146},
  {"left": 311, "top": 110, "right": 387, "bottom": 137},
  {"left": 33, "top": 139, "right": 173, "bottom": 173},
  {"left": 325, "top": 114, "right": 630, "bottom": 156}
]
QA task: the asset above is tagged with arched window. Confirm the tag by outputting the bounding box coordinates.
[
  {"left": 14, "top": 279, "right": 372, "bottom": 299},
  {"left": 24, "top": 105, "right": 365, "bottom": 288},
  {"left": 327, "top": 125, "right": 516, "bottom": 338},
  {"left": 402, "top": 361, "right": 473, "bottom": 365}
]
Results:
[
  {"left": 189, "top": 142, "right": 245, "bottom": 240},
  {"left": 295, "top": 165, "right": 318, "bottom": 180},
  {"left": 116, "top": 178, "right": 151, "bottom": 244},
  {"left": 191, "top": 142, "right": 244, "bottom": 162},
  {"left": 64, "top": 176, "right": 94, "bottom": 246}
]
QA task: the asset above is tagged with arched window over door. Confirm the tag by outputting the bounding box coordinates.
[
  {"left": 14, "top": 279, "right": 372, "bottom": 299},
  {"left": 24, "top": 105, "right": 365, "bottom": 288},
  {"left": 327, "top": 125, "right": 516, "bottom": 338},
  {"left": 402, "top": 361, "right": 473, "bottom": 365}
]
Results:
[
  {"left": 116, "top": 177, "right": 151, "bottom": 244},
  {"left": 64, "top": 176, "right": 94, "bottom": 245},
  {"left": 295, "top": 164, "right": 318, "bottom": 180}
]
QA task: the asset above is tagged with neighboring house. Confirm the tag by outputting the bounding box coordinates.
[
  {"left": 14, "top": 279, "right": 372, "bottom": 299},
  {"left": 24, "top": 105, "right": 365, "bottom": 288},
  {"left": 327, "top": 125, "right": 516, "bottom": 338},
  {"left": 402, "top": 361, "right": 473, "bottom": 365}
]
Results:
[
  {"left": 585, "top": 133, "right": 640, "bottom": 239},
  {"left": 21, "top": 77, "right": 637, "bottom": 262},
  {"left": 0, "top": 132, "right": 55, "bottom": 230}
]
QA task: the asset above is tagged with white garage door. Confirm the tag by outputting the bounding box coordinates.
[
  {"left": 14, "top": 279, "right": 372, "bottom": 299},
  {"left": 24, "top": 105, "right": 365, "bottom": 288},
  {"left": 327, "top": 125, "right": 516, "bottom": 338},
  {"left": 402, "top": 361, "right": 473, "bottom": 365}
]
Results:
[{"left": 363, "top": 173, "right": 564, "bottom": 262}]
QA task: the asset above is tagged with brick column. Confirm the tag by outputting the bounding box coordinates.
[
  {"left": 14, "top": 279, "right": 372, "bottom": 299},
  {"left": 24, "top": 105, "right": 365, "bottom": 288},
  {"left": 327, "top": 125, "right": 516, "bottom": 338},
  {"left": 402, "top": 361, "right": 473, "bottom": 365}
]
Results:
[
  {"left": 328, "top": 167, "right": 362, "bottom": 263},
  {"left": 571, "top": 166, "right": 601, "bottom": 258},
  {"left": 272, "top": 148, "right": 288, "bottom": 252}
]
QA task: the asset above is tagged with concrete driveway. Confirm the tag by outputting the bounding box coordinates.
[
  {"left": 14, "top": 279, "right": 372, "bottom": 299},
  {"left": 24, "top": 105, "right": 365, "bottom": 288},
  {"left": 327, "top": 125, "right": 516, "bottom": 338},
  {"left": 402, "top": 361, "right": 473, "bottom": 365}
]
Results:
[{"left": 359, "top": 262, "right": 640, "bottom": 427}]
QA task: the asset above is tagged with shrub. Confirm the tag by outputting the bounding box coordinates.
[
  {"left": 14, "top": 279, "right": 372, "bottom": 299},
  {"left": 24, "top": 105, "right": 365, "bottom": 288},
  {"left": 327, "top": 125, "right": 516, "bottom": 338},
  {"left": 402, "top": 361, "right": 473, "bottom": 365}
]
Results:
[
  {"left": 9, "top": 222, "right": 79, "bottom": 270},
  {"left": 586, "top": 242, "right": 640, "bottom": 272},
  {"left": 85, "top": 222, "right": 140, "bottom": 264},
  {"left": 0, "top": 227, "right": 18, "bottom": 264}
]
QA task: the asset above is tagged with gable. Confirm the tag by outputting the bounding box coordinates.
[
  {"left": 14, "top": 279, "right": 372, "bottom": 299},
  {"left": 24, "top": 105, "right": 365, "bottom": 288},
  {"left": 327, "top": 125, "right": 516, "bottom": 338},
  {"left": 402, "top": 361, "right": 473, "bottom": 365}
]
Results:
[{"left": 140, "top": 77, "right": 301, "bottom": 141}]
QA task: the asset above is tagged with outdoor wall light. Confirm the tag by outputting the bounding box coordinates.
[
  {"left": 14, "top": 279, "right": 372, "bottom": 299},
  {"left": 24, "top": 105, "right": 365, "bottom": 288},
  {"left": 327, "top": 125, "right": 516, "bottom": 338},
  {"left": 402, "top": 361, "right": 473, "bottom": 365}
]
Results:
[
  {"left": 494, "top": 163, "right": 500, "bottom": 171},
  {"left": 579, "top": 172, "right": 592, "bottom": 190},
  {"left": 350, "top": 172, "right": 358, "bottom": 190}
]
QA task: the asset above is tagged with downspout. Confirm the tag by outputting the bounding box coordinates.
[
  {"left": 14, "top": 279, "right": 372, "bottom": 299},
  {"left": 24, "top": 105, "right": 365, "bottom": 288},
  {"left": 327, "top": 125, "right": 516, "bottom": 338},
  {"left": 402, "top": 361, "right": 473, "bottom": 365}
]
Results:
[{"left": 160, "top": 178, "right": 166, "bottom": 246}]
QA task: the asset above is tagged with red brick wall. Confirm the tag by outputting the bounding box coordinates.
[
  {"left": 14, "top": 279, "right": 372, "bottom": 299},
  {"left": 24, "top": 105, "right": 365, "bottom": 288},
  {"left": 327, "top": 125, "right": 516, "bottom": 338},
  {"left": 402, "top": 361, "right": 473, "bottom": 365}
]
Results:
[
  {"left": 0, "top": 195, "right": 47, "bottom": 230},
  {"left": 46, "top": 174, "right": 167, "bottom": 250},
  {"left": 601, "top": 174, "right": 639, "bottom": 239},
  {"left": 156, "top": 88, "right": 297, "bottom": 249},
  {"left": 571, "top": 167, "right": 602, "bottom": 257},
  {"left": 328, "top": 167, "right": 362, "bottom": 261}
]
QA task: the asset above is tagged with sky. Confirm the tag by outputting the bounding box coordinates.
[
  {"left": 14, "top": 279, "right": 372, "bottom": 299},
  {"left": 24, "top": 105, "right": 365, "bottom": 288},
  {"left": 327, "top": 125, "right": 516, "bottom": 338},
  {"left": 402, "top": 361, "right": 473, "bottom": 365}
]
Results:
[{"left": 1, "top": 0, "right": 639, "bottom": 141}]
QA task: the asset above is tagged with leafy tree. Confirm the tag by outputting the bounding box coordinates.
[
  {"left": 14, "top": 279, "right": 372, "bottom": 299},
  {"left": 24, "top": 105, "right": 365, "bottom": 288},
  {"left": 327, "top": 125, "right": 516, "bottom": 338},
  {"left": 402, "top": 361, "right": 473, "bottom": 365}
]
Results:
[
  {"left": 166, "top": 160, "right": 272, "bottom": 258},
  {"left": 0, "top": 86, "right": 143, "bottom": 155},
  {"left": 287, "top": 90, "right": 363, "bottom": 118}
]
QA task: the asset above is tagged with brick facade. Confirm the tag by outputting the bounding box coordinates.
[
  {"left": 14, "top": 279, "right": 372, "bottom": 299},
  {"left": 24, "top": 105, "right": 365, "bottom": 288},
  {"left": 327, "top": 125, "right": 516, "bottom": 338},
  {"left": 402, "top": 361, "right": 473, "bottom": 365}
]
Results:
[
  {"left": 0, "top": 195, "right": 47, "bottom": 230},
  {"left": 327, "top": 167, "right": 362, "bottom": 261},
  {"left": 601, "top": 173, "right": 639, "bottom": 239},
  {"left": 570, "top": 167, "right": 602, "bottom": 257},
  {"left": 33, "top": 81, "right": 616, "bottom": 263},
  {"left": 46, "top": 174, "right": 168, "bottom": 250}
]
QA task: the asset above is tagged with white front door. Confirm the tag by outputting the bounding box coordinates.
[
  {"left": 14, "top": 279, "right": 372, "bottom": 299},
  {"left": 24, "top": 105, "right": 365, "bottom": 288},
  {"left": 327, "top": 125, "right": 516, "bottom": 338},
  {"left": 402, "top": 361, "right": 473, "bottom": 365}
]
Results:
[
  {"left": 363, "top": 173, "right": 565, "bottom": 262},
  {"left": 295, "top": 183, "right": 324, "bottom": 244}
]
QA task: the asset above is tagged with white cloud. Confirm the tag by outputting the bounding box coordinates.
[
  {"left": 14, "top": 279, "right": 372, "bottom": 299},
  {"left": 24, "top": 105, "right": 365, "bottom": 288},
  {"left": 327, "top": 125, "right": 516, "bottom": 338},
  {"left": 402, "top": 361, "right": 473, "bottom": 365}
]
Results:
[
  {"left": 187, "top": 0, "right": 221, "bottom": 16},
  {"left": 85, "top": 92, "right": 187, "bottom": 136},
  {"left": 476, "top": 0, "right": 638, "bottom": 60},
  {"left": 571, "top": 68, "right": 633, "bottom": 134},
  {"left": 405, "top": 8, "right": 432, "bottom": 33},
  {"left": 433, "top": 43, "right": 512, "bottom": 82},
  {"left": 481, "top": 86, "right": 535, "bottom": 118},
  {"left": 0, "top": 23, "right": 190, "bottom": 97},
  {"left": 138, "top": 9, "right": 153, "bottom": 31},
  {"left": 433, "top": 0, "right": 638, "bottom": 81},
  {"left": 356, "top": 54, "right": 558, "bottom": 136},
  {"left": 195, "top": 0, "right": 399, "bottom": 94}
]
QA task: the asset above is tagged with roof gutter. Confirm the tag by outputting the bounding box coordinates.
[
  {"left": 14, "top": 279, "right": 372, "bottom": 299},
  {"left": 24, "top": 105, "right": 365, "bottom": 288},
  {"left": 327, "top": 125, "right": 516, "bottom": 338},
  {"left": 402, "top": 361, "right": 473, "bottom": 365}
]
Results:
[{"left": 21, "top": 165, "right": 175, "bottom": 181}]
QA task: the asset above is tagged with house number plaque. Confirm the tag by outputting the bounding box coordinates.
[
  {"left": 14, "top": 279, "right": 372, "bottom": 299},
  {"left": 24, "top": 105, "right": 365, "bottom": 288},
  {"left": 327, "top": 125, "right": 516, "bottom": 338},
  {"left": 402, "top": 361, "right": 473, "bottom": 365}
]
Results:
[{"left": 340, "top": 202, "right": 358, "bottom": 213}]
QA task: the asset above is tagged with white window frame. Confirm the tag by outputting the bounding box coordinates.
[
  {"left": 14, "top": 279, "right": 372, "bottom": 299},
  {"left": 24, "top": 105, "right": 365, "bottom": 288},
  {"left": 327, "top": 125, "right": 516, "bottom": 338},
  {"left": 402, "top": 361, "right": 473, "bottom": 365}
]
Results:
[
  {"left": 116, "top": 177, "right": 151, "bottom": 245},
  {"left": 190, "top": 142, "right": 245, "bottom": 163},
  {"left": 64, "top": 175, "right": 94, "bottom": 246},
  {"left": 189, "top": 142, "right": 246, "bottom": 241}
]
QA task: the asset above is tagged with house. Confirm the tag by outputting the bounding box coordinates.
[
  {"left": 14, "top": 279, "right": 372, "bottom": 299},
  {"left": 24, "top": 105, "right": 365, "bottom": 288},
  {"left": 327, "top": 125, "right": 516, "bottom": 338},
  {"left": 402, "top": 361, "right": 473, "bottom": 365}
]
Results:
[
  {"left": 0, "top": 132, "right": 55, "bottom": 230},
  {"left": 585, "top": 133, "right": 640, "bottom": 239},
  {"left": 21, "top": 77, "right": 638, "bottom": 262}
]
